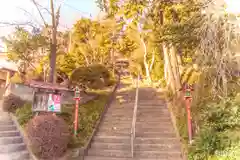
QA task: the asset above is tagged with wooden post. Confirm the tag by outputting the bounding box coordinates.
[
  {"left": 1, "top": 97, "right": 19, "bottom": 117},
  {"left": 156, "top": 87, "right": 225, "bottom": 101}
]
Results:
[{"left": 5, "top": 71, "right": 10, "bottom": 87}]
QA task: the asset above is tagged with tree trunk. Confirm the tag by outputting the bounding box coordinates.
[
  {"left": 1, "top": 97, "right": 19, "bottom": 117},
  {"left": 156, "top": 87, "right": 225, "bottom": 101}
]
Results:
[
  {"left": 49, "top": 0, "right": 57, "bottom": 83},
  {"left": 169, "top": 46, "right": 181, "bottom": 90},
  {"left": 163, "top": 43, "right": 176, "bottom": 92},
  {"left": 141, "top": 38, "right": 151, "bottom": 83},
  {"left": 149, "top": 51, "right": 155, "bottom": 72},
  {"left": 176, "top": 48, "right": 183, "bottom": 65}
]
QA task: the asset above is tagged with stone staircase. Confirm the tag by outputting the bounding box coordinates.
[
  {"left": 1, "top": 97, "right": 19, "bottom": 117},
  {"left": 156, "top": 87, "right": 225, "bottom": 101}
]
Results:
[
  {"left": 0, "top": 106, "right": 31, "bottom": 159},
  {"left": 85, "top": 87, "right": 183, "bottom": 160}
]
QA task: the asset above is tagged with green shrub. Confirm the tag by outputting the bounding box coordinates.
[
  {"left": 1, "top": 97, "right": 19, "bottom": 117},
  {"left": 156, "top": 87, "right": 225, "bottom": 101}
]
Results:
[
  {"left": 200, "top": 98, "right": 240, "bottom": 131},
  {"left": 15, "top": 103, "right": 33, "bottom": 126},
  {"left": 70, "top": 64, "right": 113, "bottom": 89},
  {"left": 189, "top": 97, "right": 240, "bottom": 159},
  {"left": 188, "top": 128, "right": 229, "bottom": 160},
  {"left": 2, "top": 94, "right": 25, "bottom": 112},
  {"left": 211, "top": 143, "right": 240, "bottom": 160}
]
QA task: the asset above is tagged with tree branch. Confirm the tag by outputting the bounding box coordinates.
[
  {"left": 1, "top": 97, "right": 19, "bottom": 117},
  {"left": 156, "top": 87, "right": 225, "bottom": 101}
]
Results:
[
  {"left": 55, "top": 5, "right": 61, "bottom": 28},
  {"left": 31, "top": 0, "right": 48, "bottom": 27},
  {"left": 16, "top": 7, "right": 43, "bottom": 27},
  {"left": 0, "top": 21, "right": 37, "bottom": 28}
]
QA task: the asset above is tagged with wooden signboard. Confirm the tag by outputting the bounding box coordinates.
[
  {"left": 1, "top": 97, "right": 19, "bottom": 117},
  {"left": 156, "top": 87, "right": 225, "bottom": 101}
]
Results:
[{"left": 27, "top": 81, "right": 69, "bottom": 113}]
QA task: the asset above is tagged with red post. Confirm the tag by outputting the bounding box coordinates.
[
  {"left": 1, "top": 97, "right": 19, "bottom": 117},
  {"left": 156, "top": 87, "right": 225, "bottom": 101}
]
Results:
[
  {"left": 185, "top": 97, "right": 192, "bottom": 143},
  {"left": 74, "top": 86, "right": 80, "bottom": 137},
  {"left": 180, "top": 83, "right": 194, "bottom": 144},
  {"left": 74, "top": 98, "right": 79, "bottom": 136}
]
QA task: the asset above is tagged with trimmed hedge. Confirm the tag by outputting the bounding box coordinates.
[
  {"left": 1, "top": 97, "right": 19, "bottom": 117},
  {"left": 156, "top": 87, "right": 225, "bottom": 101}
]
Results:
[
  {"left": 26, "top": 114, "right": 70, "bottom": 159},
  {"left": 2, "top": 94, "right": 25, "bottom": 112}
]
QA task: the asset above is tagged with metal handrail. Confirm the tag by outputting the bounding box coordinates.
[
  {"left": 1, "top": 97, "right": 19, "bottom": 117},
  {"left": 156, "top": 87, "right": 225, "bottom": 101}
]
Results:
[{"left": 130, "top": 73, "right": 140, "bottom": 157}]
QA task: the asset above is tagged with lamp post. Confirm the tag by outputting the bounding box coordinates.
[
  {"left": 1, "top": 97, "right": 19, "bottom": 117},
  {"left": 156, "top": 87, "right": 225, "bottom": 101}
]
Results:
[
  {"left": 180, "top": 83, "right": 194, "bottom": 144},
  {"left": 73, "top": 86, "right": 80, "bottom": 136}
]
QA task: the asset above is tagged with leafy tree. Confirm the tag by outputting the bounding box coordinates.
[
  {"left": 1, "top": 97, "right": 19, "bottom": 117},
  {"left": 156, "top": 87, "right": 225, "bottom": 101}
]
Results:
[{"left": 2, "top": 27, "right": 48, "bottom": 76}]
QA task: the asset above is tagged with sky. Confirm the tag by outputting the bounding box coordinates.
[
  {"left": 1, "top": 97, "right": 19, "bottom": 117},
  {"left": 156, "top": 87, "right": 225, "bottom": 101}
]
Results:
[
  {"left": 0, "top": 0, "right": 239, "bottom": 42},
  {"left": 225, "top": 0, "right": 240, "bottom": 14},
  {"left": 0, "top": 0, "right": 101, "bottom": 37}
]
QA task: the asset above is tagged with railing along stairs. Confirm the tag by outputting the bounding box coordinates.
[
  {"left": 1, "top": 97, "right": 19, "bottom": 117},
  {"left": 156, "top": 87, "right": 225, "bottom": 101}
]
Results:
[{"left": 130, "top": 73, "right": 140, "bottom": 157}]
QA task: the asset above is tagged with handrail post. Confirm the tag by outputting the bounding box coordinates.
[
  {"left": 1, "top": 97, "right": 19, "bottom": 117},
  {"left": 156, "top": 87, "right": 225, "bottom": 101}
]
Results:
[{"left": 131, "top": 73, "right": 140, "bottom": 158}]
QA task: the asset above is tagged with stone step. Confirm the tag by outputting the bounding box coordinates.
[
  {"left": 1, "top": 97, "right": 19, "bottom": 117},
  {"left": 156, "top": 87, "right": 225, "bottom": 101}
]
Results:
[
  {"left": 137, "top": 112, "right": 171, "bottom": 117},
  {"left": 85, "top": 156, "right": 130, "bottom": 160},
  {"left": 104, "top": 115, "right": 132, "bottom": 120},
  {"left": 106, "top": 109, "right": 170, "bottom": 116},
  {"left": 137, "top": 107, "right": 168, "bottom": 110},
  {"left": 99, "top": 125, "right": 175, "bottom": 133},
  {"left": 137, "top": 108, "right": 169, "bottom": 112},
  {"left": 0, "top": 125, "right": 17, "bottom": 131},
  {"left": 97, "top": 130, "right": 130, "bottom": 136},
  {"left": 96, "top": 130, "right": 176, "bottom": 138},
  {"left": 135, "top": 137, "right": 179, "bottom": 144},
  {"left": 103, "top": 116, "right": 171, "bottom": 122},
  {"left": 103, "top": 116, "right": 132, "bottom": 122},
  {"left": 93, "top": 136, "right": 179, "bottom": 145},
  {"left": 101, "top": 121, "right": 172, "bottom": 127},
  {"left": 85, "top": 156, "right": 174, "bottom": 160},
  {"left": 91, "top": 142, "right": 181, "bottom": 151},
  {"left": 105, "top": 112, "right": 170, "bottom": 118},
  {"left": 118, "top": 102, "right": 166, "bottom": 107},
  {"left": 134, "top": 143, "right": 181, "bottom": 152},
  {"left": 107, "top": 108, "right": 169, "bottom": 114},
  {"left": 88, "top": 149, "right": 130, "bottom": 158},
  {"left": 88, "top": 149, "right": 182, "bottom": 159},
  {"left": 138, "top": 100, "right": 166, "bottom": 104},
  {"left": 107, "top": 103, "right": 167, "bottom": 109},
  {"left": 134, "top": 150, "right": 182, "bottom": 159},
  {"left": 100, "top": 121, "right": 132, "bottom": 126},
  {"left": 93, "top": 136, "right": 129, "bottom": 144},
  {"left": 0, "top": 117, "right": 12, "bottom": 122},
  {"left": 96, "top": 131, "right": 130, "bottom": 137},
  {"left": 0, "top": 150, "right": 30, "bottom": 160},
  {"left": 106, "top": 108, "right": 133, "bottom": 113},
  {"left": 112, "top": 102, "right": 166, "bottom": 107},
  {"left": 136, "top": 121, "right": 173, "bottom": 126},
  {"left": 101, "top": 120, "right": 172, "bottom": 126},
  {"left": 135, "top": 131, "right": 176, "bottom": 138},
  {"left": 0, "top": 131, "right": 20, "bottom": 137},
  {"left": 136, "top": 117, "right": 172, "bottom": 122},
  {"left": 91, "top": 142, "right": 130, "bottom": 150},
  {"left": 0, "top": 136, "right": 23, "bottom": 145},
  {"left": 0, "top": 143, "right": 27, "bottom": 153},
  {"left": 0, "top": 120, "right": 13, "bottom": 125},
  {"left": 0, "top": 112, "right": 11, "bottom": 117}
]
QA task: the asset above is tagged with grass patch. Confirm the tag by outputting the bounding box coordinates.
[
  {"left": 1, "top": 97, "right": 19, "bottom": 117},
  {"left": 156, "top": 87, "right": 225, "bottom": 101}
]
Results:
[
  {"left": 15, "top": 102, "right": 33, "bottom": 127},
  {"left": 60, "top": 94, "right": 108, "bottom": 148},
  {"left": 14, "top": 92, "right": 108, "bottom": 148}
]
